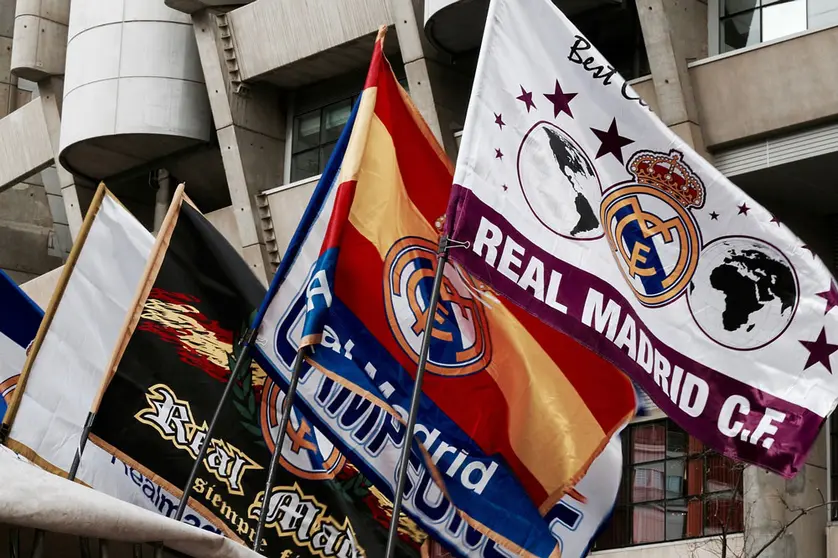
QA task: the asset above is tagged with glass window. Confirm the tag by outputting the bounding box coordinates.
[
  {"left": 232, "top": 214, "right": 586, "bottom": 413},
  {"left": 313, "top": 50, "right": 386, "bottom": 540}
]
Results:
[
  {"left": 290, "top": 98, "right": 355, "bottom": 183},
  {"left": 594, "top": 420, "right": 744, "bottom": 550},
  {"left": 720, "top": 0, "right": 832, "bottom": 53}
]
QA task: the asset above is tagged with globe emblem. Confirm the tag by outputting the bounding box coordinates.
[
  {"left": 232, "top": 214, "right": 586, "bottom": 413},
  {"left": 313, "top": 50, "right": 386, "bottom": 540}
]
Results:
[
  {"left": 518, "top": 121, "right": 603, "bottom": 240},
  {"left": 687, "top": 236, "right": 799, "bottom": 350}
]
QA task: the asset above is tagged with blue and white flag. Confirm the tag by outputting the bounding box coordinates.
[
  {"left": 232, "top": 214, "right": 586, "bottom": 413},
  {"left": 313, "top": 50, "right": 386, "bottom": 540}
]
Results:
[
  {"left": 0, "top": 270, "right": 43, "bottom": 420},
  {"left": 251, "top": 64, "right": 625, "bottom": 558}
]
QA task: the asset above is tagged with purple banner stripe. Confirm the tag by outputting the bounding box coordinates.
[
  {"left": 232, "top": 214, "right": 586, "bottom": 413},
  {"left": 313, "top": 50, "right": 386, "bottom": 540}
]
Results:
[{"left": 447, "top": 185, "right": 821, "bottom": 478}]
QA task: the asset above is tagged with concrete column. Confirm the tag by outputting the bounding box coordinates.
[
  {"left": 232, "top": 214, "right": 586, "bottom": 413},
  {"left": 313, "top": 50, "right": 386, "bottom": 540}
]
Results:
[
  {"left": 636, "top": 0, "right": 709, "bottom": 158},
  {"left": 390, "top": 0, "right": 469, "bottom": 159},
  {"left": 38, "top": 76, "right": 83, "bottom": 242},
  {"left": 742, "top": 430, "right": 828, "bottom": 558},
  {"left": 191, "top": 10, "right": 284, "bottom": 285},
  {"left": 10, "top": 0, "right": 69, "bottom": 81}
]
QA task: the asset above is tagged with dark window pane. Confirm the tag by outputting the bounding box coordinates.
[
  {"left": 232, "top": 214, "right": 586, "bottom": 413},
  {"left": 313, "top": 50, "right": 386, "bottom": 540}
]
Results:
[
  {"left": 704, "top": 492, "right": 744, "bottom": 535},
  {"left": 290, "top": 149, "right": 319, "bottom": 183},
  {"left": 706, "top": 454, "right": 742, "bottom": 493},
  {"left": 665, "top": 459, "right": 687, "bottom": 499},
  {"left": 322, "top": 100, "right": 353, "bottom": 144},
  {"left": 721, "top": 10, "right": 761, "bottom": 52},
  {"left": 665, "top": 499, "right": 689, "bottom": 541},
  {"left": 633, "top": 462, "right": 665, "bottom": 502},
  {"left": 319, "top": 142, "right": 337, "bottom": 172},
  {"left": 722, "top": 0, "right": 759, "bottom": 17},
  {"left": 633, "top": 503, "right": 665, "bottom": 544},
  {"left": 667, "top": 426, "right": 688, "bottom": 458},
  {"left": 632, "top": 423, "right": 666, "bottom": 463},
  {"left": 293, "top": 110, "right": 321, "bottom": 153}
]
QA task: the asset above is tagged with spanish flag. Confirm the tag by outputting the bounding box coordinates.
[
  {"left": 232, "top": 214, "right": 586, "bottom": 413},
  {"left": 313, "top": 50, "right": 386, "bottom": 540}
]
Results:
[{"left": 280, "top": 28, "right": 636, "bottom": 555}]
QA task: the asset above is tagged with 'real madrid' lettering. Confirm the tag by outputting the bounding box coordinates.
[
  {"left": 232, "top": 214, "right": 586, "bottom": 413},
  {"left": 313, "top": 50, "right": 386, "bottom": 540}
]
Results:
[
  {"left": 136, "top": 384, "right": 261, "bottom": 496},
  {"left": 581, "top": 289, "right": 708, "bottom": 417},
  {"left": 473, "top": 217, "right": 569, "bottom": 313},
  {"left": 580, "top": 288, "right": 790, "bottom": 450},
  {"left": 247, "top": 484, "right": 363, "bottom": 558},
  {"left": 567, "top": 34, "right": 650, "bottom": 110}
]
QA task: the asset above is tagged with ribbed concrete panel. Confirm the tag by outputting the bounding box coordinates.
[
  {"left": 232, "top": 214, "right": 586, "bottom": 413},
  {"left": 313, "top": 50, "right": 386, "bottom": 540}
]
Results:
[
  {"left": 713, "top": 121, "right": 838, "bottom": 177},
  {"left": 227, "top": 0, "right": 393, "bottom": 85},
  {"left": 59, "top": 0, "right": 210, "bottom": 181},
  {"left": 11, "top": 0, "right": 70, "bottom": 81},
  {"left": 0, "top": 97, "right": 54, "bottom": 190}
]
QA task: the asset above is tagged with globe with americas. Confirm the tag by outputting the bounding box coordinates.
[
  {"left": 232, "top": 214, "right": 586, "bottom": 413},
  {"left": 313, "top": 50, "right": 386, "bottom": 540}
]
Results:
[
  {"left": 518, "top": 122, "right": 603, "bottom": 239},
  {"left": 688, "top": 236, "right": 798, "bottom": 350}
]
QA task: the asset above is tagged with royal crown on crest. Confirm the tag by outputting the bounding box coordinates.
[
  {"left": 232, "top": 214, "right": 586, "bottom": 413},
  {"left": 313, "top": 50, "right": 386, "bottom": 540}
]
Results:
[{"left": 628, "top": 149, "right": 705, "bottom": 209}]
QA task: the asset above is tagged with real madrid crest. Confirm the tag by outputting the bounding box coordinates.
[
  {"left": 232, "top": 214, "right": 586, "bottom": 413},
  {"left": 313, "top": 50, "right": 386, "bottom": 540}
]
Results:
[{"left": 600, "top": 150, "right": 705, "bottom": 308}]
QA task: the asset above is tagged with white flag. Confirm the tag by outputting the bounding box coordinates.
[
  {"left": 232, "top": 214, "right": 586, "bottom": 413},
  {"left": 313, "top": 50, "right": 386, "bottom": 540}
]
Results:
[{"left": 445, "top": 0, "right": 837, "bottom": 477}]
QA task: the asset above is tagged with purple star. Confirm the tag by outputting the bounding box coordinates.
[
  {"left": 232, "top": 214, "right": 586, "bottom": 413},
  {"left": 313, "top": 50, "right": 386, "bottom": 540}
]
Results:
[
  {"left": 817, "top": 282, "right": 838, "bottom": 315},
  {"left": 709, "top": 211, "right": 719, "bottom": 221},
  {"left": 495, "top": 148, "right": 503, "bottom": 160},
  {"left": 591, "top": 119, "right": 634, "bottom": 164},
  {"left": 800, "top": 328, "right": 838, "bottom": 373},
  {"left": 494, "top": 113, "right": 505, "bottom": 130},
  {"left": 544, "top": 80, "right": 577, "bottom": 118},
  {"left": 770, "top": 215, "right": 781, "bottom": 226},
  {"left": 737, "top": 203, "right": 750, "bottom": 215},
  {"left": 516, "top": 86, "right": 536, "bottom": 112}
]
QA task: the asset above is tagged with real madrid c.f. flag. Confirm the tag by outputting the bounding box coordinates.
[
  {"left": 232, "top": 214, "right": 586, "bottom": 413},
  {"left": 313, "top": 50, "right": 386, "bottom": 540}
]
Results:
[
  {"left": 445, "top": 0, "right": 838, "bottom": 477},
  {"left": 255, "top": 27, "right": 636, "bottom": 557}
]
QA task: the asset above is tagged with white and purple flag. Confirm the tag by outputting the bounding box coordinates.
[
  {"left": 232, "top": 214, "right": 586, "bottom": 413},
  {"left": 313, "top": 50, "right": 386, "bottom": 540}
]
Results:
[{"left": 445, "top": 0, "right": 838, "bottom": 477}]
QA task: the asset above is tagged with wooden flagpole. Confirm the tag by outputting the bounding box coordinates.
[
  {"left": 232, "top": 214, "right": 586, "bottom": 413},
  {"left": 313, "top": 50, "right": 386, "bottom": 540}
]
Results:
[
  {"left": 68, "top": 184, "right": 187, "bottom": 481},
  {"left": 0, "top": 183, "right": 108, "bottom": 440}
]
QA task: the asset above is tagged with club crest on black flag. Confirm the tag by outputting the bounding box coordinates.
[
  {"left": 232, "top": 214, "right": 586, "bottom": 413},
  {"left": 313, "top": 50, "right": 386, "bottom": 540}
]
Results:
[{"left": 89, "top": 201, "right": 424, "bottom": 556}]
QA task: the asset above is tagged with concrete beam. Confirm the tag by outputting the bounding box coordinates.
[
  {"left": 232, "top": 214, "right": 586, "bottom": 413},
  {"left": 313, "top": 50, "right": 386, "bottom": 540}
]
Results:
[
  {"left": 0, "top": 96, "right": 54, "bottom": 191},
  {"left": 191, "top": 9, "right": 284, "bottom": 284}
]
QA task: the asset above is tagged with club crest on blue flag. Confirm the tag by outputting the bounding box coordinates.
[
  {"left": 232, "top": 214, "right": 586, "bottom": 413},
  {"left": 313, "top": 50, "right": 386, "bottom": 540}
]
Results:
[{"left": 0, "top": 270, "right": 43, "bottom": 420}]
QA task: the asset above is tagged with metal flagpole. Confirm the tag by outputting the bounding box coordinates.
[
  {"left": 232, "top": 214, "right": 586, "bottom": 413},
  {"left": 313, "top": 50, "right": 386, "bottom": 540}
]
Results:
[
  {"left": 175, "top": 327, "right": 259, "bottom": 521},
  {"left": 252, "top": 348, "right": 308, "bottom": 553},
  {"left": 384, "top": 236, "right": 452, "bottom": 558}
]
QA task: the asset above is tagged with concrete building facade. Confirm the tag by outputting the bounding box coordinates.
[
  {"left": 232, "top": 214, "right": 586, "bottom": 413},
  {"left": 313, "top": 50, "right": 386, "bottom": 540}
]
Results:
[{"left": 2, "top": 0, "right": 838, "bottom": 556}]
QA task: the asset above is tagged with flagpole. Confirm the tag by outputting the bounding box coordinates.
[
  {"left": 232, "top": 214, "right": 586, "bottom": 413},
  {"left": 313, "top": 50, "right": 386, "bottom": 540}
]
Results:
[
  {"left": 384, "top": 235, "right": 451, "bottom": 558},
  {"left": 252, "top": 348, "right": 308, "bottom": 553},
  {"left": 175, "top": 328, "right": 258, "bottom": 521}
]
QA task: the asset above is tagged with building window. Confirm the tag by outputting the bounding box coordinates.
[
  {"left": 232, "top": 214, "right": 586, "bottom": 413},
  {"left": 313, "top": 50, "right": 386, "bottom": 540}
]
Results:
[
  {"left": 720, "top": 0, "right": 838, "bottom": 54},
  {"left": 289, "top": 78, "right": 410, "bottom": 184},
  {"left": 290, "top": 98, "right": 355, "bottom": 183},
  {"left": 594, "top": 420, "right": 744, "bottom": 549}
]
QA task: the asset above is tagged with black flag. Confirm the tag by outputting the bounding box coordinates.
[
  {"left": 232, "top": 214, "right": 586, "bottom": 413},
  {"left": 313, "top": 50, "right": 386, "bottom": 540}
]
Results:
[{"left": 89, "top": 197, "right": 425, "bottom": 556}]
